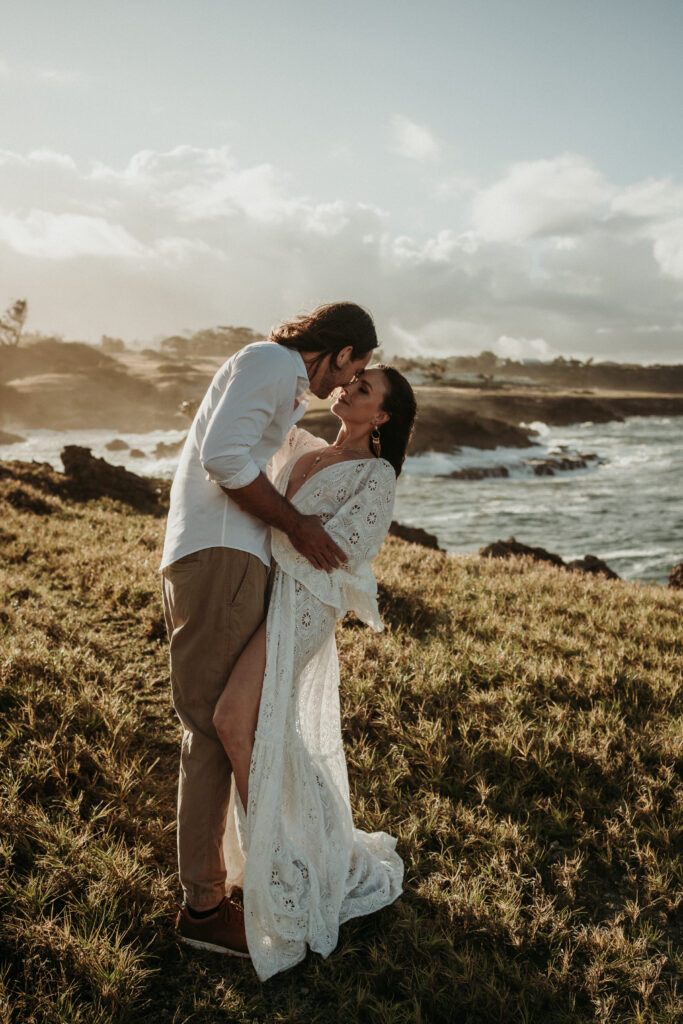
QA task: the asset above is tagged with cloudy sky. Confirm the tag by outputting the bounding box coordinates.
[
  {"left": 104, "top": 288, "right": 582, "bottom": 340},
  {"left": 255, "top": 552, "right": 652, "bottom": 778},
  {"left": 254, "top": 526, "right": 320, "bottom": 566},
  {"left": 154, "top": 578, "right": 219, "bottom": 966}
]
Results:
[{"left": 2, "top": 0, "right": 683, "bottom": 361}]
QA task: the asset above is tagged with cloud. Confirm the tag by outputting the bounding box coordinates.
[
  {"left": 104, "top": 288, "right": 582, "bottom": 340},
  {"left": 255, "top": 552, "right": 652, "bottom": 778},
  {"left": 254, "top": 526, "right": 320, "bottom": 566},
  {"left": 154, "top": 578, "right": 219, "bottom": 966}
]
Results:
[
  {"left": 434, "top": 175, "right": 477, "bottom": 200},
  {"left": 611, "top": 178, "right": 683, "bottom": 220},
  {"left": 389, "top": 115, "right": 440, "bottom": 161},
  {"left": 1, "top": 146, "right": 683, "bottom": 361},
  {"left": 0, "top": 210, "right": 148, "bottom": 260},
  {"left": 38, "top": 67, "right": 85, "bottom": 85},
  {"left": 472, "top": 154, "right": 613, "bottom": 243},
  {"left": 609, "top": 180, "right": 683, "bottom": 282},
  {"left": 0, "top": 60, "right": 85, "bottom": 85},
  {"left": 91, "top": 145, "right": 298, "bottom": 224},
  {"left": 651, "top": 219, "right": 683, "bottom": 280},
  {"left": 495, "top": 335, "right": 555, "bottom": 361},
  {"left": 27, "top": 148, "right": 79, "bottom": 170}
]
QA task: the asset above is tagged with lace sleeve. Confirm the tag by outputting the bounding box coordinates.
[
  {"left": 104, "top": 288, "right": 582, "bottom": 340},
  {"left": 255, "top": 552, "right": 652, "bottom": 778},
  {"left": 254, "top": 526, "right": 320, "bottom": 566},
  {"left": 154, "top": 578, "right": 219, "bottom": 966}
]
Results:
[{"left": 270, "top": 459, "right": 396, "bottom": 629}]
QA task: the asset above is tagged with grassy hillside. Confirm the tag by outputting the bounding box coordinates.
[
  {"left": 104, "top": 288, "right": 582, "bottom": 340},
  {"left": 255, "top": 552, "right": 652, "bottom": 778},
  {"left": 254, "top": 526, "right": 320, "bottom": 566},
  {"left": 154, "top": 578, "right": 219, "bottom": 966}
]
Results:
[{"left": 0, "top": 461, "right": 680, "bottom": 1024}]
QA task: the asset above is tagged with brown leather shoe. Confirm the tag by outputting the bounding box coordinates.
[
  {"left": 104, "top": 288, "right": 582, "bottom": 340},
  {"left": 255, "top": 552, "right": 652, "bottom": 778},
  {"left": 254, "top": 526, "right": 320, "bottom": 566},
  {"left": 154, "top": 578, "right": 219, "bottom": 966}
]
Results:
[{"left": 176, "top": 898, "right": 249, "bottom": 957}]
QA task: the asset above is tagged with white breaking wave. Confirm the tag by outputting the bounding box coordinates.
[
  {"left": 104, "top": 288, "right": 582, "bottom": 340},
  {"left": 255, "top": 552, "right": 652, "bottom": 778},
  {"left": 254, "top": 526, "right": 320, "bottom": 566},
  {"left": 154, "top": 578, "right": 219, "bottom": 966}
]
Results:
[
  {"left": 397, "top": 417, "right": 682, "bottom": 584},
  {"left": 1, "top": 416, "right": 680, "bottom": 584},
  {"left": 0, "top": 428, "right": 187, "bottom": 480},
  {"left": 403, "top": 440, "right": 602, "bottom": 481}
]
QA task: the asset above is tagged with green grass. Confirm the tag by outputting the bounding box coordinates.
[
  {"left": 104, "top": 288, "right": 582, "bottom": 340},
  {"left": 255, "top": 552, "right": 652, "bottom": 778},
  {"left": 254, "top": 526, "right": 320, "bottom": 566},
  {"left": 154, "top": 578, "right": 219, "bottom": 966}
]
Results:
[{"left": 0, "top": 460, "right": 681, "bottom": 1023}]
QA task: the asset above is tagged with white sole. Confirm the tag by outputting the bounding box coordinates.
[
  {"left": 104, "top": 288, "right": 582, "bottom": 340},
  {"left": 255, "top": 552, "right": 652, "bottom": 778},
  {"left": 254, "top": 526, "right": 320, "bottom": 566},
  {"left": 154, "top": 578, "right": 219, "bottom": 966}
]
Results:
[{"left": 180, "top": 935, "right": 250, "bottom": 958}]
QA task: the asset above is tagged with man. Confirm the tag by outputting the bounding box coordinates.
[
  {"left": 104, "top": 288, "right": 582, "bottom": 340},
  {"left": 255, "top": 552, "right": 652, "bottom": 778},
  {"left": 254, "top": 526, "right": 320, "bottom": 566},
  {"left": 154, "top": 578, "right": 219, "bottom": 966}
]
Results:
[{"left": 160, "top": 301, "right": 377, "bottom": 956}]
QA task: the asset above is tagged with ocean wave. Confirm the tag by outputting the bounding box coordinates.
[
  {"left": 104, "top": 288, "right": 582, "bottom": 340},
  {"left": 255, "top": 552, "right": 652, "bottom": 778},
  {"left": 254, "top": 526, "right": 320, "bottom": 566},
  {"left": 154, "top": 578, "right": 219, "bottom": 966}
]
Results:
[
  {"left": 403, "top": 444, "right": 604, "bottom": 481},
  {"left": 0, "top": 428, "right": 187, "bottom": 480},
  {"left": 2, "top": 417, "right": 680, "bottom": 584}
]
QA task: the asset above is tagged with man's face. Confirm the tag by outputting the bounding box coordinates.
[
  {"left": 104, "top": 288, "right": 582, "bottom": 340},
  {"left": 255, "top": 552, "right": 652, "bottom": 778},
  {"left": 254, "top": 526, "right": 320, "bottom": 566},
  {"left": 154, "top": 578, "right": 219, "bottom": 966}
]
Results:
[{"left": 312, "top": 351, "right": 372, "bottom": 399}]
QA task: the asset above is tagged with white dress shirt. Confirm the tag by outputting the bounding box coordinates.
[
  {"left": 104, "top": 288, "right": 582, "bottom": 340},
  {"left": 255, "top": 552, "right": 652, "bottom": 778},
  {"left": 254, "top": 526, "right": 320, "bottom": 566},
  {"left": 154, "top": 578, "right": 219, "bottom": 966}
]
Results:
[{"left": 161, "top": 342, "right": 309, "bottom": 570}]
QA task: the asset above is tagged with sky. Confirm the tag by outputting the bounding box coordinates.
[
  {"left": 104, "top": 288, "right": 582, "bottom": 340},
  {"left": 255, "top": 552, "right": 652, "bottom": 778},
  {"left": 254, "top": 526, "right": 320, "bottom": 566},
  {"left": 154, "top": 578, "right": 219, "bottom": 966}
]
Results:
[{"left": 1, "top": 0, "right": 683, "bottom": 361}]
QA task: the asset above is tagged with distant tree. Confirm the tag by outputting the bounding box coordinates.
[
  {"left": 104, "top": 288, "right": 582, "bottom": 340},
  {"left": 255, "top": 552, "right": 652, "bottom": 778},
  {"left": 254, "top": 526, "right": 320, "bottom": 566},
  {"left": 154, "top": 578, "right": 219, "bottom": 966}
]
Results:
[
  {"left": 190, "top": 325, "right": 263, "bottom": 354},
  {"left": 100, "top": 334, "right": 126, "bottom": 354},
  {"left": 160, "top": 325, "right": 264, "bottom": 358},
  {"left": 476, "top": 350, "right": 499, "bottom": 374},
  {"left": 0, "top": 299, "right": 27, "bottom": 347},
  {"left": 160, "top": 335, "right": 191, "bottom": 358}
]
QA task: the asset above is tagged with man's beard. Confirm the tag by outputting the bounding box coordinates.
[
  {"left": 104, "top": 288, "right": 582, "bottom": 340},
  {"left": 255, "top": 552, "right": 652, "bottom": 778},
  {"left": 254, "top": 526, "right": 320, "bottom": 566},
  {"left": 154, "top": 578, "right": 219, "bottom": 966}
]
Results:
[{"left": 311, "top": 363, "right": 340, "bottom": 399}]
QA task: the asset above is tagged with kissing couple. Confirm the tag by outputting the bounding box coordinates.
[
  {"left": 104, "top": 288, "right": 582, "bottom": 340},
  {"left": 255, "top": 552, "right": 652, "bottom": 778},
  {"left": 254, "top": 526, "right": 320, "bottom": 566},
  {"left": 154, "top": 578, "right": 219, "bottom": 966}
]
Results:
[{"left": 160, "top": 301, "right": 417, "bottom": 981}]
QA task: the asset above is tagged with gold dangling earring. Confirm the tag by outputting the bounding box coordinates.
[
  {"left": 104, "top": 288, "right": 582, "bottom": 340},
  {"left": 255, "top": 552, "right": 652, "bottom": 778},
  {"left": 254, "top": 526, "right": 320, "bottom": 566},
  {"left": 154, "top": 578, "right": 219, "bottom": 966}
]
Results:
[{"left": 371, "top": 426, "right": 382, "bottom": 458}]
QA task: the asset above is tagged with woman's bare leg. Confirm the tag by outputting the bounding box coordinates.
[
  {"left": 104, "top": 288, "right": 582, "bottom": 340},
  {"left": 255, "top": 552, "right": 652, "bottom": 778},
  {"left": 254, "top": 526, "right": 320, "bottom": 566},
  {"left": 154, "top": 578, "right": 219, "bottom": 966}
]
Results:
[{"left": 212, "top": 620, "right": 267, "bottom": 809}]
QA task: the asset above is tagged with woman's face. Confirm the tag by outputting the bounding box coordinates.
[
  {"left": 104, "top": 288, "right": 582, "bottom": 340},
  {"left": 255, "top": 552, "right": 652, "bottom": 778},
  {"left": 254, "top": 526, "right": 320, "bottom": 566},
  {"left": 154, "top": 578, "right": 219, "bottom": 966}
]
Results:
[{"left": 330, "top": 367, "right": 390, "bottom": 431}]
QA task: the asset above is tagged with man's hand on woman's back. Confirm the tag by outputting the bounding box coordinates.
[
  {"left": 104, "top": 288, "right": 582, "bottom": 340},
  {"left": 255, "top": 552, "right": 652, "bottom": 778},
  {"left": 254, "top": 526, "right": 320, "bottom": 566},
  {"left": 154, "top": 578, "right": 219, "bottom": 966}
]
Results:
[
  {"left": 289, "top": 515, "right": 347, "bottom": 572},
  {"left": 223, "top": 474, "right": 347, "bottom": 573}
]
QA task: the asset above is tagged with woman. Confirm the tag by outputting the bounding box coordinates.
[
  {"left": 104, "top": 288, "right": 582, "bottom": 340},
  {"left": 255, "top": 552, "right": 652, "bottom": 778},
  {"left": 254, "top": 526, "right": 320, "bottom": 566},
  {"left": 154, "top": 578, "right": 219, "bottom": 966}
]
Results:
[{"left": 213, "top": 364, "right": 417, "bottom": 981}]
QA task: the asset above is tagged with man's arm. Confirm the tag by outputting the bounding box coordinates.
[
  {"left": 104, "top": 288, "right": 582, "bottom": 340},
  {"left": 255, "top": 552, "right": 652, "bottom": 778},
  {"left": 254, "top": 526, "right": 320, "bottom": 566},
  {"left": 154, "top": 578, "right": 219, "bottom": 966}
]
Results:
[
  {"left": 223, "top": 473, "right": 347, "bottom": 572},
  {"left": 201, "top": 347, "right": 290, "bottom": 491}
]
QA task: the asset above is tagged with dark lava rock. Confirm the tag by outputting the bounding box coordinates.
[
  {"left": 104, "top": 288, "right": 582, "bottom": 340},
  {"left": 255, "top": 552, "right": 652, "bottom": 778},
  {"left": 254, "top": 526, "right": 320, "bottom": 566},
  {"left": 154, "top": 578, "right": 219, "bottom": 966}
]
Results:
[
  {"left": 179, "top": 400, "right": 200, "bottom": 420},
  {"left": 527, "top": 455, "right": 588, "bottom": 476},
  {"left": 412, "top": 409, "right": 536, "bottom": 452},
  {"left": 301, "top": 404, "right": 537, "bottom": 453},
  {"left": 443, "top": 465, "right": 510, "bottom": 480},
  {"left": 566, "top": 555, "right": 620, "bottom": 580},
  {"left": 668, "top": 563, "right": 683, "bottom": 589},
  {"left": 105, "top": 438, "right": 130, "bottom": 451},
  {"left": 60, "top": 445, "right": 168, "bottom": 514},
  {"left": 389, "top": 521, "right": 442, "bottom": 550},
  {"left": 480, "top": 536, "right": 620, "bottom": 580},
  {"left": 479, "top": 537, "right": 565, "bottom": 567},
  {"left": 154, "top": 437, "right": 186, "bottom": 458}
]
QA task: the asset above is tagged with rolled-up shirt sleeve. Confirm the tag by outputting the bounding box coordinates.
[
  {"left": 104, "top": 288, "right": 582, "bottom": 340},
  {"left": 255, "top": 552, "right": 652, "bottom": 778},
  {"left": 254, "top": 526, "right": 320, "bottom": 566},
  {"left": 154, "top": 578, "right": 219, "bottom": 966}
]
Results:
[{"left": 200, "top": 348, "right": 296, "bottom": 489}]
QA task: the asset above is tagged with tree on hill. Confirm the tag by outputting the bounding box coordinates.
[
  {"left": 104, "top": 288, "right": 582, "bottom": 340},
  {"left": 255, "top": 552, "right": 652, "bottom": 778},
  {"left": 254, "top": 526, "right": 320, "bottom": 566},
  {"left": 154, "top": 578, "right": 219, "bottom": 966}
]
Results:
[
  {"left": 100, "top": 334, "right": 126, "bottom": 354},
  {"left": 159, "top": 335, "right": 192, "bottom": 358},
  {"left": 0, "top": 299, "right": 28, "bottom": 347},
  {"left": 160, "top": 325, "right": 264, "bottom": 358}
]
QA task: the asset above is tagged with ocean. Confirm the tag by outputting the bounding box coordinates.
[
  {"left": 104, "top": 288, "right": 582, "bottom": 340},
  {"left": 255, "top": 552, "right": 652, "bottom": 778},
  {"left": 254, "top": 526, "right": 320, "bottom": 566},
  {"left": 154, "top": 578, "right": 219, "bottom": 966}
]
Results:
[{"left": 2, "top": 416, "right": 681, "bottom": 585}]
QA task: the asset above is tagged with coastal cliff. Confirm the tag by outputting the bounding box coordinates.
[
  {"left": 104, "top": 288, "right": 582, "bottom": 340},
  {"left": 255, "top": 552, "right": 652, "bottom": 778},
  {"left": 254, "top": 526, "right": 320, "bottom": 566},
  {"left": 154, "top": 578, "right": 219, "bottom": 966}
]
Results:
[{"left": 2, "top": 339, "right": 682, "bottom": 452}]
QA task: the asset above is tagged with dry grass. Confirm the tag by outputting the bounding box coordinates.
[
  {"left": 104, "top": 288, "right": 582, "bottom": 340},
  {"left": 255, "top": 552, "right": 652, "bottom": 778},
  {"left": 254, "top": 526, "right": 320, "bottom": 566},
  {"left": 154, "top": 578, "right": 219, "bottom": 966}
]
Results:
[{"left": 0, "top": 460, "right": 681, "bottom": 1023}]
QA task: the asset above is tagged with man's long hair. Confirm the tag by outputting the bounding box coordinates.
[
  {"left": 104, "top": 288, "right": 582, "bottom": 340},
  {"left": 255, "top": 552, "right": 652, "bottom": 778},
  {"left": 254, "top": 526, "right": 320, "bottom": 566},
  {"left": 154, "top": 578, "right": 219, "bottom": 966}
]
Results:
[{"left": 269, "top": 302, "right": 378, "bottom": 372}]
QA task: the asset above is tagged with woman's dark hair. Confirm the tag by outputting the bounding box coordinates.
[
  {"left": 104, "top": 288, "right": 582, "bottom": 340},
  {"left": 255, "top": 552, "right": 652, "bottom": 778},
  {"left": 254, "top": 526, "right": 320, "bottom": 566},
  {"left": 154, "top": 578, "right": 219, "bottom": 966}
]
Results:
[
  {"left": 270, "top": 302, "right": 378, "bottom": 371},
  {"left": 371, "top": 365, "right": 417, "bottom": 478}
]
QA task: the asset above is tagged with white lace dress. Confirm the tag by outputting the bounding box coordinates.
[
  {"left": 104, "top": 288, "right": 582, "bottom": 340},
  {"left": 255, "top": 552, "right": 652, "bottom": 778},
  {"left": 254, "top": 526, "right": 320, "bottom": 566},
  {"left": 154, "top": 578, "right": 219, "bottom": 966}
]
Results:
[{"left": 222, "top": 427, "right": 404, "bottom": 981}]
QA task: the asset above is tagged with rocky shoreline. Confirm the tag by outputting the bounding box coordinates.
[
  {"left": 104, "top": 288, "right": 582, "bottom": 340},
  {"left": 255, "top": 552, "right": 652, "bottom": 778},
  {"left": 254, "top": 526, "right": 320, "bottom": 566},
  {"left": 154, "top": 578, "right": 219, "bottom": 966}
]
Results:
[
  {"left": 417, "top": 387, "right": 683, "bottom": 430},
  {"left": 302, "top": 389, "right": 683, "bottom": 456},
  {"left": 2, "top": 447, "right": 681, "bottom": 589},
  {"left": 1, "top": 341, "right": 682, "bottom": 455}
]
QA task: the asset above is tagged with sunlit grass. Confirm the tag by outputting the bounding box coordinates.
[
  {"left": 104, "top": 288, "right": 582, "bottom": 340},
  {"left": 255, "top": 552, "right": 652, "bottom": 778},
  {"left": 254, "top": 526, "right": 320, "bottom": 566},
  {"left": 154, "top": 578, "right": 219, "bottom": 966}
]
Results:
[{"left": 0, "top": 459, "right": 681, "bottom": 1023}]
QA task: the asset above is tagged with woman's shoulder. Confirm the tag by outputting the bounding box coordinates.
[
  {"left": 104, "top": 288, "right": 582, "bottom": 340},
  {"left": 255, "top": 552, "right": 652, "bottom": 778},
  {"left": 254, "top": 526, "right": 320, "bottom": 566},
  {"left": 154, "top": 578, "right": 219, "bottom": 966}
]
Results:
[
  {"left": 351, "top": 458, "right": 396, "bottom": 502},
  {"left": 356, "top": 457, "right": 395, "bottom": 481}
]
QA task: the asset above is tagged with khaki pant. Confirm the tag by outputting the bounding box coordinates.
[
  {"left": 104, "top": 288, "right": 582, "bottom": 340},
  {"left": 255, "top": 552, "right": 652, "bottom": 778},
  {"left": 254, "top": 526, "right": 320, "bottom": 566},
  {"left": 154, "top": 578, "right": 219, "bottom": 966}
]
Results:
[{"left": 162, "top": 546, "right": 268, "bottom": 907}]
